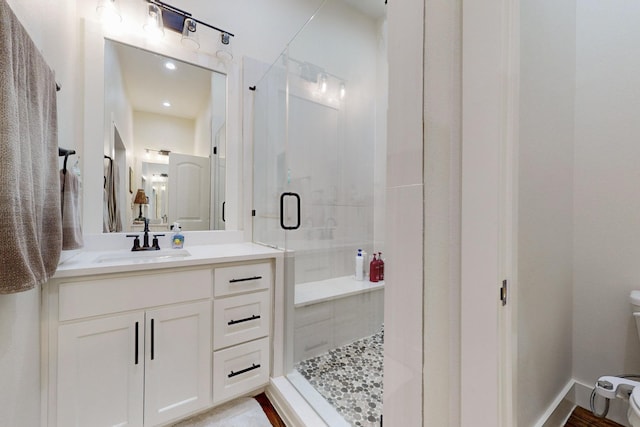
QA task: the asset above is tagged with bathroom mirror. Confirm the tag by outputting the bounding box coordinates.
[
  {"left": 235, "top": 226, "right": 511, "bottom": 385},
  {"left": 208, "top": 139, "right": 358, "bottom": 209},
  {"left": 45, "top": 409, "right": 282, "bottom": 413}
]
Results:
[{"left": 102, "top": 39, "right": 227, "bottom": 232}]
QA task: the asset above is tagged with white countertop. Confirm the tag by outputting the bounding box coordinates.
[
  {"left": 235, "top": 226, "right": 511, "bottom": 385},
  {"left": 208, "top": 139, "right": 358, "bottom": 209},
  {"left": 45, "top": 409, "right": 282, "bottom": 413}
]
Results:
[{"left": 53, "top": 242, "right": 283, "bottom": 279}]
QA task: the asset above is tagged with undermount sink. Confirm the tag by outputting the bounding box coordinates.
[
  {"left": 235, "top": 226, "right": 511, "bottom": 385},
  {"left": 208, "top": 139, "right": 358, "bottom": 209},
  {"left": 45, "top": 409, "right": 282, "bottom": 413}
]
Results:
[{"left": 94, "top": 249, "right": 191, "bottom": 264}]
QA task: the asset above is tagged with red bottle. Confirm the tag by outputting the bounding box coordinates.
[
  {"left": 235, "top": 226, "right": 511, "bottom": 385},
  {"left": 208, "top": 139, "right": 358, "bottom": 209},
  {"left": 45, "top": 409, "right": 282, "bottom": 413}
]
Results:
[
  {"left": 377, "top": 252, "right": 384, "bottom": 281},
  {"left": 369, "top": 254, "right": 379, "bottom": 282}
]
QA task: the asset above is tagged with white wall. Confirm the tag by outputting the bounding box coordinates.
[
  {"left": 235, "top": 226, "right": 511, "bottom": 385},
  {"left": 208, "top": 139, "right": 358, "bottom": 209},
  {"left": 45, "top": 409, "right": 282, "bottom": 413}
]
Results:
[
  {"left": 573, "top": 0, "right": 640, "bottom": 414},
  {"left": 132, "top": 111, "right": 196, "bottom": 159},
  {"left": 2, "top": 1, "right": 79, "bottom": 426},
  {"left": 518, "top": 1, "right": 576, "bottom": 425}
]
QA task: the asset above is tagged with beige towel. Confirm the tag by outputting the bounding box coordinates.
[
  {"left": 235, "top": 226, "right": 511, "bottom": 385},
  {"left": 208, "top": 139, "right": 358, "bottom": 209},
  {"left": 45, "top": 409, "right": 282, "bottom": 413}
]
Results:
[
  {"left": 103, "top": 159, "right": 122, "bottom": 232},
  {"left": 0, "top": 0, "right": 62, "bottom": 293},
  {"left": 60, "top": 170, "right": 83, "bottom": 250}
]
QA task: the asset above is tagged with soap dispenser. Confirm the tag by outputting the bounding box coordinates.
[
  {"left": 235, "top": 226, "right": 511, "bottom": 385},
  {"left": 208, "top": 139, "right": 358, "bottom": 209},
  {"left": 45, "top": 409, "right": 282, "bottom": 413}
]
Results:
[{"left": 171, "top": 222, "right": 184, "bottom": 249}]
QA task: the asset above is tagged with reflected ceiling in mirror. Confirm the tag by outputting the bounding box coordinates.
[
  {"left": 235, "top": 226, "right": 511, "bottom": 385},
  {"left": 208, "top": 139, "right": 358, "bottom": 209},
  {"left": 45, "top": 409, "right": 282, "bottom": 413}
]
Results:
[{"left": 103, "top": 39, "right": 227, "bottom": 233}]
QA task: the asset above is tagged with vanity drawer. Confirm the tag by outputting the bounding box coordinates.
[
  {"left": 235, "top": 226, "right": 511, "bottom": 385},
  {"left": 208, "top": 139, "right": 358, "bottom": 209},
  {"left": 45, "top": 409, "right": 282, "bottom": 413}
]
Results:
[
  {"left": 213, "top": 290, "right": 270, "bottom": 350},
  {"left": 58, "top": 269, "right": 212, "bottom": 321},
  {"left": 214, "top": 262, "right": 271, "bottom": 297},
  {"left": 212, "top": 337, "right": 270, "bottom": 404}
]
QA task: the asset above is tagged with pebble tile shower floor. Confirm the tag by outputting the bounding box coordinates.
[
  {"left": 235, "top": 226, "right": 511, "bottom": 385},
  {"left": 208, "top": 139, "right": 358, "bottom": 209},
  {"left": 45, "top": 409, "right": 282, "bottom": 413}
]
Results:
[{"left": 295, "top": 326, "right": 384, "bottom": 426}]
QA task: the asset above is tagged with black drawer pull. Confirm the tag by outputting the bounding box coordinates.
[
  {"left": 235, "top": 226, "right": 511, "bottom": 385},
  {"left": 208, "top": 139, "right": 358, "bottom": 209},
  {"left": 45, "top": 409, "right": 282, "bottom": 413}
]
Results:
[
  {"left": 228, "top": 363, "right": 261, "bottom": 378},
  {"left": 134, "top": 321, "right": 139, "bottom": 365},
  {"left": 228, "top": 314, "right": 261, "bottom": 326},
  {"left": 229, "top": 276, "right": 262, "bottom": 283}
]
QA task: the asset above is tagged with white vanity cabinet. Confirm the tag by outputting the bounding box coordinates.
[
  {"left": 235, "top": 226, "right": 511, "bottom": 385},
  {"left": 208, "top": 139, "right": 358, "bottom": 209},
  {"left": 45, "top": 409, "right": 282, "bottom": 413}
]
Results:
[
  {"left": 52, "top": 268, "right": 213, "bottom": 427},
  {"left": 47, "top": 248, "right": 281, "bottom": 427}
]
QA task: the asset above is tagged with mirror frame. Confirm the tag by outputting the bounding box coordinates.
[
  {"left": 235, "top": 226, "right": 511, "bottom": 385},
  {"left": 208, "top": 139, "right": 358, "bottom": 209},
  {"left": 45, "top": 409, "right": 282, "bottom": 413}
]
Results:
[{"left": 82, "top": 19, "right": 243, "bottom": 235}]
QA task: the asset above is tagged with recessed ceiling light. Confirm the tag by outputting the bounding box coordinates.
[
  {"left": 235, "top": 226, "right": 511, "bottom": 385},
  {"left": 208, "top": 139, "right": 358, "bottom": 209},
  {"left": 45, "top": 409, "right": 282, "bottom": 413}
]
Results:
[
  {"left": 162, "top": 101, "right": 171, "bottom": 107},
  {"left": 164, "top": 61, "right": 176, "bottom": 70}
]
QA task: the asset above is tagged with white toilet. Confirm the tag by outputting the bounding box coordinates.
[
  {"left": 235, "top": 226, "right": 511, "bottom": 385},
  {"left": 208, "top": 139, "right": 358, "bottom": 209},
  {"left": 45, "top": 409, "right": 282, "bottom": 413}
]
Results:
[
  {"left": 593, "top": 291, "right": 640, "bottom": 425},
  {"left": 630, "top": 387, "right": 640, "bottom": 427},
  {"left": 628, "top": 291, "right": 640, "bottom": 426}
]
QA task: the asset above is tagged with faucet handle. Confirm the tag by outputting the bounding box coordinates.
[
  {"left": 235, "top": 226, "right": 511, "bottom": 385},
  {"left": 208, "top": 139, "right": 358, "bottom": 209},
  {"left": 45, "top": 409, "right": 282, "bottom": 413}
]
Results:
[
  {"left": 126, "top": 234, "right": 141, "bottom": 251},
  {"left": 152, "top": 234, "right": 165, "bottom": 250}
]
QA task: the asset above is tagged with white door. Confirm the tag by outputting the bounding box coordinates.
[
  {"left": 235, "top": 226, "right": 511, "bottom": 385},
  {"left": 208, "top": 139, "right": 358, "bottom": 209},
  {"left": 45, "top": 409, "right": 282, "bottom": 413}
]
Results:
[
  {"left": 57, "top": 312, "right": 144, "bottom": 427},
  {"left": 143, "top": 301, "right": 212, "bottom": 426},
  {"left": 168, "top": 153, "right": 210, "bottom": 231}
]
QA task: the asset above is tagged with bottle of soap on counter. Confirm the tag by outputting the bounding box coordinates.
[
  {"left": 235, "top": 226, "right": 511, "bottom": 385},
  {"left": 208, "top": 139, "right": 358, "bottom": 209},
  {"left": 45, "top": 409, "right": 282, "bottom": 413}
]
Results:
[
  {"left": 355, "top": 249, "right": 364, "bottom": 281},
  {"left": 171, "top": 222, "right": 184, "bottom": 249},
  {"left": 377, "top": 252, "right": 385, "bottom": 281}
]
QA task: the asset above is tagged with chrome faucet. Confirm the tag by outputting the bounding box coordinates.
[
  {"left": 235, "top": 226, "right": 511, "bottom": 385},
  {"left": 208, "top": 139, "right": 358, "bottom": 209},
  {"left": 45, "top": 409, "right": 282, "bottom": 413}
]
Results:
[{"left": 126, "top": 219, "right": 165, "bottom": 251}]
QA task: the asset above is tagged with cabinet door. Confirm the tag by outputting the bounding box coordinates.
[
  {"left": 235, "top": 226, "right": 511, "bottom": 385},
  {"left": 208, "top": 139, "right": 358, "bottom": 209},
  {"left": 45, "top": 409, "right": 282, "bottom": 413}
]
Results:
[
  {"left": 144, "top": 301, "right": 212, "bottom": 426},
  {"left": 58, "top": 312, "right": 144, "bottom": 427}
]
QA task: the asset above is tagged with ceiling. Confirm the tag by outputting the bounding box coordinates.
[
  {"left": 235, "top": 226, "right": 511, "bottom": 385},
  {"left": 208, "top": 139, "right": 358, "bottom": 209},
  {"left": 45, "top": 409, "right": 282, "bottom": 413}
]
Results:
[
  {"left": 112, "top": 41, "right": 213, "bottom": 120},
  {"left": 342, "top": 0, "right": 387, "bottom": 19}
]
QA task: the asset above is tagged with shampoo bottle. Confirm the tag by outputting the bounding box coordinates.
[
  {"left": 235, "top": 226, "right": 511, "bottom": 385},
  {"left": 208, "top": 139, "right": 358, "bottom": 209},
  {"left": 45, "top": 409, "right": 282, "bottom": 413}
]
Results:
[
  {"left": 355, "top": 249, "right": 364, "bottom": 281},
  {"left": 369, "top": 253, "right": 379, "bottom": 282},
  {"left": 171, "top": 222, "right": 184, "bottom": 249},
  {"left": 378, "top": 252, "right": 385, "bottom": 281}
]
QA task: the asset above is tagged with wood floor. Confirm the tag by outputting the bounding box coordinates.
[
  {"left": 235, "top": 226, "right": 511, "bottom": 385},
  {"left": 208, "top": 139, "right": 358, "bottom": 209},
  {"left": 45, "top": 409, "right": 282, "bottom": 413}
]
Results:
[
  {"left": 564, "top": 406, "right": 625, "bottom": 427},
  {"left": 255, "top": 392, "right": 287, "bottom": 427}
]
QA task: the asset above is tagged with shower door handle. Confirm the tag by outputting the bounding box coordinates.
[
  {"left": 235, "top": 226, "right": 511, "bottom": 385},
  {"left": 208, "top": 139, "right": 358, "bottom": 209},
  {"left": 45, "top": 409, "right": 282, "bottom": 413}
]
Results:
[{"left": 280, "top": 192, "right": 301, "bottom": 230}]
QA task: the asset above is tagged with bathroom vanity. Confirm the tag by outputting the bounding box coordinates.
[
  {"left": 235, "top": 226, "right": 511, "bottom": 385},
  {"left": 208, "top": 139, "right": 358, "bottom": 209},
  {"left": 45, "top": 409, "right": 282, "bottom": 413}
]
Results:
[{"left": 43, "top": 243, "right": 283, "bottom": 427}]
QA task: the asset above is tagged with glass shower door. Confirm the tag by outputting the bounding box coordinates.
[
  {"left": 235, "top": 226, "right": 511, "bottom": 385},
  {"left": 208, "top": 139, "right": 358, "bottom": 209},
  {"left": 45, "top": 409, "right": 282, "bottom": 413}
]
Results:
[{"left": 252, "top": 0, "right": 386, "bottom": 425}]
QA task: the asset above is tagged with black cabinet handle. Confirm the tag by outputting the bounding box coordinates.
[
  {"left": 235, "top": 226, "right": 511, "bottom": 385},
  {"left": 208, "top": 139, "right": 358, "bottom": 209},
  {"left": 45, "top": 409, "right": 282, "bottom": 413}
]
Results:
[
  {"left": 150, "top": 319, "right": 155, "bottom": 361},
  {"left": 228, "top": 363, "right": 261, "bottom": 378},
  {"left": 229, "top": 276, "right": 262, "bottom": 283},
  {"left": 228, "top": 314, "right": 261, "bottom": 326},
  {"left": 135, "top": 321, "right": 139, "bottom": 365},
  {"left": 222, "top": 201, "right": 226, "bottom": 223},
  {"left": 280, "top": 192, "right": 301, "bottom": 230}
]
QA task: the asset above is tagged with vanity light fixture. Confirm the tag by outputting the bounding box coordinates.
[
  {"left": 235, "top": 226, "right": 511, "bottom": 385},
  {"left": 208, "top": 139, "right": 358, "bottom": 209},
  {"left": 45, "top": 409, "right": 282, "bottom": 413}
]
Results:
[
  {"left": 181, "top": 18, "right": 200, "bottom": 49},
  {"left": 143, "top": 3, "right": 164, "bottom": 39},
  {"left": 96, "top": 0, "right": 122, "bottom": 26},
  {"left": 142, "top": 0, "right": 234, "bottom": 50}
]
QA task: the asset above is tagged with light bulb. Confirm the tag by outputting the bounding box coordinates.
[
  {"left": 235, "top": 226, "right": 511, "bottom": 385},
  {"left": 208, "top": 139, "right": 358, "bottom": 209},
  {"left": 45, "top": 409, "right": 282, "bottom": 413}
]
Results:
[
  {"left": 340, "top": 82, "right": 346, "bottom": 99},
  {"left": 96, "top": 0, "right": 122, "bottom": 26},
  {"left": 143, "top": 4, "right": 164, "bottom": 39},
  {"left": 320, "top": 74, "right": 328, "bottom": 93}
]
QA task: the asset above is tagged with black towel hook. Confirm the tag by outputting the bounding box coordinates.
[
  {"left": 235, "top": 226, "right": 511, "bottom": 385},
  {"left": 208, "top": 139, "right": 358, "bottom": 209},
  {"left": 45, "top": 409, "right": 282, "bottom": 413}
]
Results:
[{"left": 58, "top": 148, "right": 76, "bottom": 175}]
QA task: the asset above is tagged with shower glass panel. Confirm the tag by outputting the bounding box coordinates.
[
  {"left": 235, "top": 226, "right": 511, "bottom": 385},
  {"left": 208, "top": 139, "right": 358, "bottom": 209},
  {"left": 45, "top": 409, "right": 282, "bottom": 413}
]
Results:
[{"left": 253, "top": 1, "right": 386, "bottom": 425}]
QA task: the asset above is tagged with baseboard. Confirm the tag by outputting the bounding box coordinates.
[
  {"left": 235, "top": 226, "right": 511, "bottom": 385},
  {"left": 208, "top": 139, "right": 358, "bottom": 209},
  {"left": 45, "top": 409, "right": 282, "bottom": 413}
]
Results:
[
  {"left": 533, "top": 380, "right": 576, "bottom": 427},
  {"left": 266, "top": 376, "right": 328, "bottom": 427}
]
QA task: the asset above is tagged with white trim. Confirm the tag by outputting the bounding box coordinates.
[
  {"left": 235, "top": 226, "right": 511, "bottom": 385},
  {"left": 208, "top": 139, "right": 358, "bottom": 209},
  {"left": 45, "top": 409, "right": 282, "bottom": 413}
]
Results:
[
  {"left": 266, "top": 377, "right": 328, "bottom": 427},
  {"left": 532, "top": 380, "right": 576, "bottom": 427},
  {"left": 499, "top": 0, "right": 520, "bottom": 425}
]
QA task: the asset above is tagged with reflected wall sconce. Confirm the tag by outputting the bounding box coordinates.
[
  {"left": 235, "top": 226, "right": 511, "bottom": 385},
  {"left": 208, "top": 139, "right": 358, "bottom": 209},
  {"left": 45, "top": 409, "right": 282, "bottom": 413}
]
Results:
[
  {"left": 133, "top": 189, "right": 148, "bottom": 221},
  {"left": 319, "top": 74, "right": 328, "bottom": 93},
  {"left": 141, "top": 0, "right": 234, "bottom": 49},
  {"left": 340, "top": 82, "right": 346, "bottom": 99}
]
